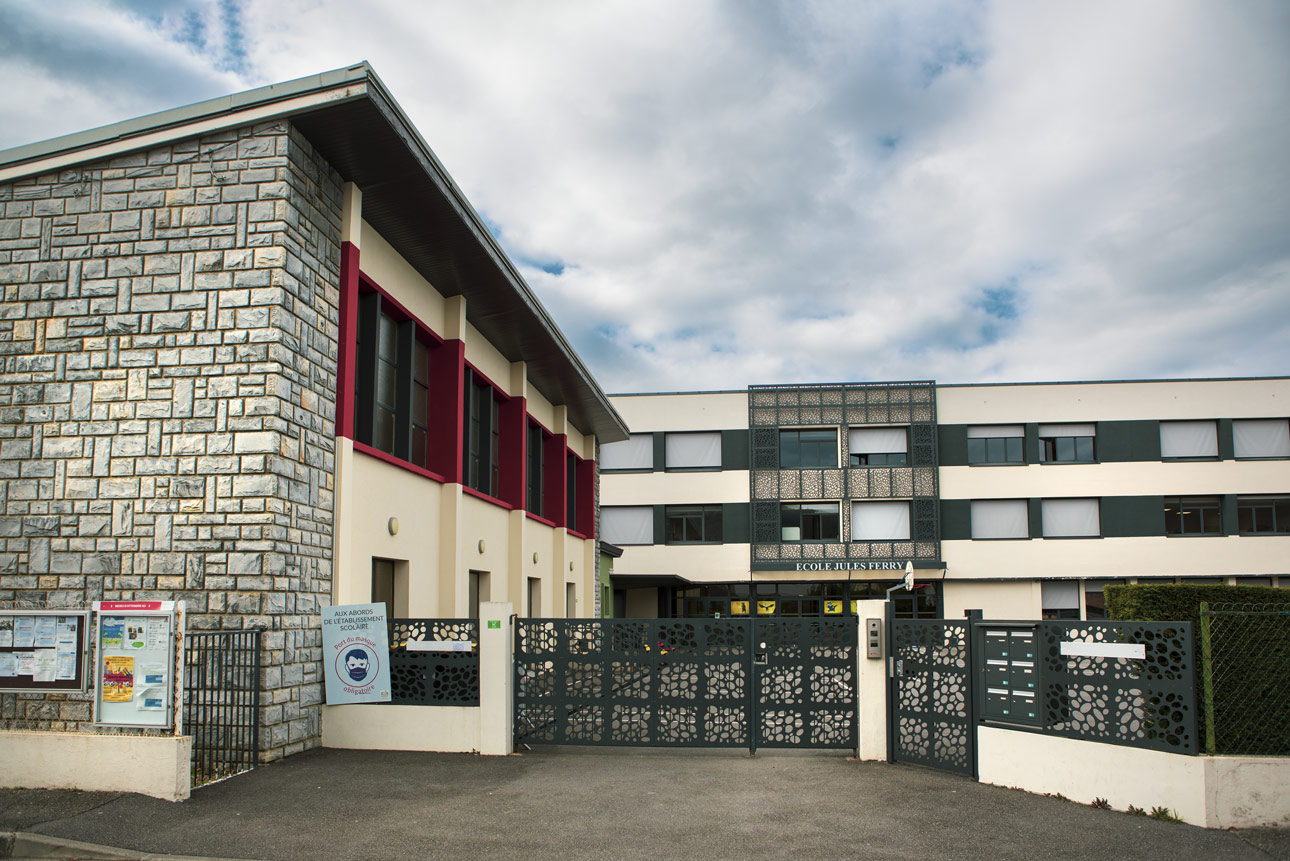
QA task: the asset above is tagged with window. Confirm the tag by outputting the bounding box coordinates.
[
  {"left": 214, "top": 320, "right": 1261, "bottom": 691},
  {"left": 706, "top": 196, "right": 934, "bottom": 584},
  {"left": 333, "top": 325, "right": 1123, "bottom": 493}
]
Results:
[
  {"left": 967, "top": 425, "right": 1024, "bottom": 464},
  {"left": 1041, "top": 581, "right": 1080, "bottom": 620},
  {"left": 463, "top": 368, "right": 502, "bottom": 496},
  {"left": 1038, "top": 423, "right": 1095, "bottom": 463},
  {"left": 849, "top": 427, "right": 908, "bottom": 466},
  {"left": 1237, "top": 496, "right": 1290, "bottom": 534},
  {"left": 372, "top": 558, "right": 395, "bottom": 617},
  {"left": 780, "top": 429, "right": 837, "bottom": 468},
  {"left": 780, "top": 502, "right": 840, "bottom": 541},
  {"left": 1041, "top": 498, "right": 1100, "bottom": 538},
  {"left": 1234, "top": 419, "right": 1290, "bottom": 459},
  {"left": 851, "top": 501, "right": 911, "bottom": 541},
  {"left": 468, "top": 570, "right": 489, "bottom": 619},
  {"left": 666, "top": 505, "right": 723, "bottom": 544},
  {"left": 971, "top": 500, "right": 1029, "bottom": 539},
  {"left": 526, "top": 422, "right": 545, "bottom": 516},
  {"left": 601, "top": 506, "right": 654, "bottom": 545},
  {"left": 527, "top": 577, "right": 541, "bottom": 617},
  {"left": 664, "top": 432, "right": 721, "bottom": 470},
  {"left": 1083, "top": 579, "right": 1124, "bottom": 620},
  {"left": 354, "top": 290, "right": 434, "bottom": 469},
  {"left": 1160, "top": 420, "right": 1218, "bottom": 459},
  {"left": 600, "top": 433, "right": 654, "bottom": 471},
  {"left": 1164, "top": 496, "right": 1221, "bottom": 535},
  {"left": 566, "top": 583, "right": 577, "bottom": 618},
  {"left": 566, "top": 453, "right": 578, "bottom": 527}
]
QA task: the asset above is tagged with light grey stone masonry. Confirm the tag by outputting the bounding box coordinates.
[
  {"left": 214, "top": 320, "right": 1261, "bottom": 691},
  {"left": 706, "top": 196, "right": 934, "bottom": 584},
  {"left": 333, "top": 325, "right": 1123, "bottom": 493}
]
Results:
[{"left": 0, "top": 121, "right": 341, "bottom": 761}]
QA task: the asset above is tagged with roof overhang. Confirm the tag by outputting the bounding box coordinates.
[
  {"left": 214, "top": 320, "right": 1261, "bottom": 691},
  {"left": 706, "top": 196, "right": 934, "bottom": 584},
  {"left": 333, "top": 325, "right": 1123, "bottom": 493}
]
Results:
[{"left": 0, "top": 63, "right": 628, "bottom": 443}]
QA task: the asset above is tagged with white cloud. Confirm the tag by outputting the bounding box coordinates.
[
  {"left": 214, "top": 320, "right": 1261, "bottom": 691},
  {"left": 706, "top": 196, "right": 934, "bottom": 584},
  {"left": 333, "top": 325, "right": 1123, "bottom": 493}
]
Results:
[{"left": 2, "top": 0, "right": 1287, "bottom": 392}]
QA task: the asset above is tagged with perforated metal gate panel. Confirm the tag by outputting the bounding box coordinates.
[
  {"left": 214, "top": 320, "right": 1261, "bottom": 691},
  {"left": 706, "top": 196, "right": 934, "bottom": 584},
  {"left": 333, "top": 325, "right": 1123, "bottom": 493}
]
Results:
[
  {"left": 514, "top": 618, "right": 857, "bottom": 751},
  {"left": 888, "top": 618, "right": 974, "bottom": 775}
]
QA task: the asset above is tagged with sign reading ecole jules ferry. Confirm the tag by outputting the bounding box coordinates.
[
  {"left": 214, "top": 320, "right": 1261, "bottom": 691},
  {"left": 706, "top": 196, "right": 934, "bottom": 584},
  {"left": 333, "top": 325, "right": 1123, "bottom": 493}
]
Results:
[
  {"left": 750, "top": 560, "right": 912, "bottom": 572},
  {"left": 321, "top": 604, "right": 392, "bottom": 705}
]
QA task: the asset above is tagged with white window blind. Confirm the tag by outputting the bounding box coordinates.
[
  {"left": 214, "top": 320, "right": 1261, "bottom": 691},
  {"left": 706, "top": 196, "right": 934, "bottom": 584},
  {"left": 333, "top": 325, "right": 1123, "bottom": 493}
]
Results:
[
  {"left": 967, "top": 425, "right": 1023, "bottom": 439},
  {"left": 1160, "top": 421, "right": 1217, "bottom": 458},
  {"left": 971, "top": 500, "right": 1029, "bottom": 539},
  {"left": 1234, "top": 419, "right": 1290, "bottom": 459},
  {"left": 600, "top": 434, "right": 653, "bottom": 470},
  {"left": 1041, "top": 498, "right": 1100, "bottom": 537},
  {"left": 849, "top": 427, "right": 908, "bottom": 454},
  {"left": 665, "top": 432, "right": 722, "bottom": 468},
  {"left": 1038, "top": 423, "right": 1096, "bottom": 437},
  {"left": 1041, "top": 581, "right": 1080, "bottom": 610},
  {"left": 600, "top": 506, "right": 654, "bottom": 545},
  {"left": 851, "top": 501, "right": 910, "bottom": 541}
]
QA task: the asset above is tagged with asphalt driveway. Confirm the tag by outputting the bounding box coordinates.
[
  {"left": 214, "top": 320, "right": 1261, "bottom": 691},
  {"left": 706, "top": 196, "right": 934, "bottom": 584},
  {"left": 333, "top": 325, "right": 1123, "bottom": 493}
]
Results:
[{"left": 2, "top": 747, "right": 1288, "bottom": 861}]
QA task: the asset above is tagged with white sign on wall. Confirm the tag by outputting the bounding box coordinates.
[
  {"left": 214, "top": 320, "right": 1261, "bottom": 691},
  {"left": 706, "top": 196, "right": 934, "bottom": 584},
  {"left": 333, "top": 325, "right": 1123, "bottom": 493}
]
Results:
[
  {"left": 321, "top": 603, "right": 392, "bottom": 705},
  {"left": 1060, "top": 641, "right": 1147, "bottom": 660}
]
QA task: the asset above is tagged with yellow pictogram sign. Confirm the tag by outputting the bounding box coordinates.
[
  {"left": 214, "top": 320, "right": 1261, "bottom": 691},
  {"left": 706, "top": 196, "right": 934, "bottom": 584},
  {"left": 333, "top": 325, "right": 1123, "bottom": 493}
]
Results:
[
  {"left": 756, "top": 600, "right": 777, "bottom": 615},
  {"left": 730, "top": 601, "right": 749, "bottom": 616},
  {"left": 824, "top": 600, "right": 843, "bottom": 615}
]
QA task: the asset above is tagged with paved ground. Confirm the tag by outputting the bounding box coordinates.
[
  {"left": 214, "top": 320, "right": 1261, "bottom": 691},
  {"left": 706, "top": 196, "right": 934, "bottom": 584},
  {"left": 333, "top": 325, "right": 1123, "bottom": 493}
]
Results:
[{"left": 2, "top": 747, "right": 1289, "bottom": 861}]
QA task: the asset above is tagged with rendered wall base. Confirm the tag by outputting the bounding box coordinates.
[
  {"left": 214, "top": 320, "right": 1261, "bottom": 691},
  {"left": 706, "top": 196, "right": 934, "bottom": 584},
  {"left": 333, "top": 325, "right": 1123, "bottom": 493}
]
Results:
[
  {"left": 0, "top": 731, "right": 191, "bottom": 802},
  {"left": 322, "top": 704, "right": 481, "bottom": 753},
  {"left": 977, "top": 727, "right": 1290, "bottom": 828}
]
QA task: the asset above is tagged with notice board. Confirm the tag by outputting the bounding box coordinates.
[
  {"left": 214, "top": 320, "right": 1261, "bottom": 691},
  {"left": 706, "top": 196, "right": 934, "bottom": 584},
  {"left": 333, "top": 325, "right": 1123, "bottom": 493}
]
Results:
[
  {"left": 92, "top": 601, "right": 177, "bottom": 729},
  {"left": 0, "top": 610, "right": 90, "bottom": 693}
]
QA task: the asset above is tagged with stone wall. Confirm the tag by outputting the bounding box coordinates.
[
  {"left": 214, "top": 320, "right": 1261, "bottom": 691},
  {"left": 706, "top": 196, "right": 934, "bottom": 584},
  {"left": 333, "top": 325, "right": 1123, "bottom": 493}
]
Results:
[{"left": 0, "top": 120, "right": 341, "bottom": 760}]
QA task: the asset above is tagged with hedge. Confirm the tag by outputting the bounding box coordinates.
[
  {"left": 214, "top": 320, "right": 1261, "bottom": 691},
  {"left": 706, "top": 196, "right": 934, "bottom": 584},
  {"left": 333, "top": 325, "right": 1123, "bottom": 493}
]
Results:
[{"left": 1106, "top": 583, "right": 1290, "bottom": 755}]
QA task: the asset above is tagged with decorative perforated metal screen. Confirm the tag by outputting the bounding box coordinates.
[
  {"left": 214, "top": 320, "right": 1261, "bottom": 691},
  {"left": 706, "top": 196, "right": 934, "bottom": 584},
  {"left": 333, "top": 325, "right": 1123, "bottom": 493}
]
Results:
[
  {"left": 514, "top": 618, "right": 857, "bottom": 751},
  {"left": 1038, "top": 620, "right": 1196, "bottom": 754},
  {"left": 388, "top": 619, "right": 480, "bottom": 706},
  {"left": 748, "top": 383, "right": 940, "bottom": 570},
  {"left": 888, "top": 618, "right": 974, "bottom": 775}
]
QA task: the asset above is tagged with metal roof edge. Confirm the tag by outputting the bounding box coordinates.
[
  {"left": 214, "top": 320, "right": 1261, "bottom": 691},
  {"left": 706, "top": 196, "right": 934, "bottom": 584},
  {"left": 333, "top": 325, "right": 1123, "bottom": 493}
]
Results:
[
  {"left": 935, "top": 374, "right": 1290, "bottom": 389},
  {"left": 0, "top": 63, "right": 374, "bottom": 175}
]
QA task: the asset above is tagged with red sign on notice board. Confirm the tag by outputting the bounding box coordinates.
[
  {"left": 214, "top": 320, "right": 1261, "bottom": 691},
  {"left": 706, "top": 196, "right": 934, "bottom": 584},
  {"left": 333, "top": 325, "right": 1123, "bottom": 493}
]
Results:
[{"left": 96, "top": 601, "right": 164, "bottom": 612}]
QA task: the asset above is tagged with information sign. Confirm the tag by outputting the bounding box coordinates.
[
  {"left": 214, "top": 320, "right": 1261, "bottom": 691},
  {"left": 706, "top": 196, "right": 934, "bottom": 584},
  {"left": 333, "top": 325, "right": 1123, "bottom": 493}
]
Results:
[
  {"left": 92, "top": 601, "right": 177, "bottom": 728},
  {"left": 0, "top": 610, "right": 90, "bottom": 693},
  {"left": 321, "top": 603, "right": 392, "bottom": 705}
]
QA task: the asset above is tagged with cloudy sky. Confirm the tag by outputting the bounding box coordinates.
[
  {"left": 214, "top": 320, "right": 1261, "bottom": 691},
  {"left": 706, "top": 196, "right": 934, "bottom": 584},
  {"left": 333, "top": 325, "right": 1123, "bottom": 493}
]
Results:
[{"left": 1, "top": 1, "right": 1287, "bottom": 393}]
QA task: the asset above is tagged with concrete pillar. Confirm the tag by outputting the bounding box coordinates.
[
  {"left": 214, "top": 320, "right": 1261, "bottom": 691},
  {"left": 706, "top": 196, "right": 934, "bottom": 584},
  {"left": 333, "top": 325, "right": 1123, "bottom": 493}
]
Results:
[
  {"left": 857, "top": 599, "right": 889, "bottom": 761},
  {"left": 478, "top": 601, "right": 514, "bottom": 755}
]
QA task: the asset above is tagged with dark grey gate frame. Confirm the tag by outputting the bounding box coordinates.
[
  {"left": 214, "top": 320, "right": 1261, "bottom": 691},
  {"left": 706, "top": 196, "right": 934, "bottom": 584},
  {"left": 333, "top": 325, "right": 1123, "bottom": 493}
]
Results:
[
  {"left": 184, "top": 629, "right": 261, "bottom": 788},
  {"left": 513, "top": 617, "right": 857, "bottom": 753}
]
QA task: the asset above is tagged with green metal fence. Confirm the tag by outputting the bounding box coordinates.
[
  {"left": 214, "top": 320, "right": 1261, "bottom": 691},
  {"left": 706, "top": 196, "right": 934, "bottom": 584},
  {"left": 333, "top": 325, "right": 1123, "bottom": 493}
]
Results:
[{"left": 1199, "top": 602, "right": 1290, "bottom": 756}]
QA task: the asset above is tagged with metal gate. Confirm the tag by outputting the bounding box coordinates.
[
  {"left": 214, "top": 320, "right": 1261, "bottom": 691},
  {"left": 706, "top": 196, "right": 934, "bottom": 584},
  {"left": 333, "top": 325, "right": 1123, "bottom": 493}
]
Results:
[
  {"left": 887, "top": 616, "right": 974, "bottom": 776},
  {"left": 184, "top": 629, "right": 262, "bottom": 787},
  {"left": 514, "top": 617, "right": 856, "bottom": 752}
]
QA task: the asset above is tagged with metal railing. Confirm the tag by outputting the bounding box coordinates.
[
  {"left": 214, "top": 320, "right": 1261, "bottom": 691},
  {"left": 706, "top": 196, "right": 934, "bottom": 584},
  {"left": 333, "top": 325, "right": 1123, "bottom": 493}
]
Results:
[
  {"left": 1199, "top": 603, "right": 1290, "bottom": 756},
  {"left": 184, "top": 629, "right": 261, "bottom": 788}
]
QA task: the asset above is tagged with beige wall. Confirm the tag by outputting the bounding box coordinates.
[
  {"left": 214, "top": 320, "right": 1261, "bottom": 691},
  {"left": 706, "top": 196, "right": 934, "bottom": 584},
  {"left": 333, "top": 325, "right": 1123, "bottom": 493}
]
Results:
[
  {"left": 0, "top": 732, "right": 191, "bottom": 801},
  {"left": 938, "top": 378, "right": 1290, "bottom": 423},
  {"left": 612, "top": 543, "right": 751, "bottom": 582},
  {"left": 609, "top": 391, "right": 748, "bottom": 431},
  {"left": 323, "top": 705, "right": 480, "bottom": 752},
  {"left": 943, "top": 579, "right": 1040, "bottom": 619},
  {"left": 944, "top": 535, "right": 1290, "bottom": 581},
  {"left": 942, "top": 460, "right": 1290, "bottom": 499},
  {"left": 602, "top": 470, "right": 748, "bottom": 505}
]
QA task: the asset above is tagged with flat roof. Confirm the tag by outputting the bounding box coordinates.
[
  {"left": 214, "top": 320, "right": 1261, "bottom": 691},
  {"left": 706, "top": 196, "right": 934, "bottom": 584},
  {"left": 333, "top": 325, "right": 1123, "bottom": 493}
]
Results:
[{"left": 0, "top": 63, "right": 628, "bottom": 443}]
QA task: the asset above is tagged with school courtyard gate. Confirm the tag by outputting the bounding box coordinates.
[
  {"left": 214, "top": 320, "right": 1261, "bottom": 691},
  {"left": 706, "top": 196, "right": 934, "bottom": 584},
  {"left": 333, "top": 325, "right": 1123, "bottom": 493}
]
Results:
[
  {"left": 514, "top": 617, "right": 857, "bottom": 752},
  {"left": 886, "top": 615, "right": 975, "bottom": 776}
]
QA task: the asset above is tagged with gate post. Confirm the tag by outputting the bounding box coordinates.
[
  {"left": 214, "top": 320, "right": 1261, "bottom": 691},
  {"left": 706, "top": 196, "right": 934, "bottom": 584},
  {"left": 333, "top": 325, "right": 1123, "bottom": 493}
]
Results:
[
  {"left": 856, "top": 599, "right": 889, "bottom": 761},
  {"left": 479, "top": 602, "right": 515, "bottom": 755}
]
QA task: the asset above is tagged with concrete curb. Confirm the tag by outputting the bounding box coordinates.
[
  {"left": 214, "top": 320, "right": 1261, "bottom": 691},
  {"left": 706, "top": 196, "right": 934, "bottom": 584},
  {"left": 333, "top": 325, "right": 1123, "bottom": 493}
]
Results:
[{"left": 1, "top": 832, "right": 256, "bottom": 861}]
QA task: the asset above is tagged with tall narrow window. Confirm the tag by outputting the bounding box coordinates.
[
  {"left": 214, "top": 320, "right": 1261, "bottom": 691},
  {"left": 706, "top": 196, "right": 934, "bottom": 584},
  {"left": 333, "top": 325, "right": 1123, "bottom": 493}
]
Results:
[
  {"left": 566, "top": 453, "right": 578, "bottom": 529},
  {"left": 462, "top": 368, "right": 502, "bottom": 496},
  {"left": 410, "top": 339, "right": 430, "bottom": 468},
  {"left": 527, "top": 422, "right": 545, "bottom": 517},
  {"left": 374, "top": 312, "right": 398, "bottom": 454}
]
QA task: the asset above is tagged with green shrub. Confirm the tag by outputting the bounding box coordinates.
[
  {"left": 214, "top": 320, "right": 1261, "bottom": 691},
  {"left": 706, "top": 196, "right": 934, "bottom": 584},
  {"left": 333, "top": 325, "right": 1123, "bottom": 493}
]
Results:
[{"left": 1104, "top": 584, "right": 1290, "bottom": 627}]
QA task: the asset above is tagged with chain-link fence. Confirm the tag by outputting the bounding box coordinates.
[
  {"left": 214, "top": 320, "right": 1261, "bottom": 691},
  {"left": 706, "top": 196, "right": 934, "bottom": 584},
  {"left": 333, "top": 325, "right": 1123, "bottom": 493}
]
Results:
[{"left": 1199, "top": 602, "right": 1290, "bottom": 756}]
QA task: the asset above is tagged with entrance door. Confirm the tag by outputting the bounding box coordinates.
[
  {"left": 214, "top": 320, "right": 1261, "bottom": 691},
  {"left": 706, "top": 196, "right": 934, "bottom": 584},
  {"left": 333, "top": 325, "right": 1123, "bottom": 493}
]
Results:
[{"left": 886, "top": 613, "right": 975, "bottom": 776}]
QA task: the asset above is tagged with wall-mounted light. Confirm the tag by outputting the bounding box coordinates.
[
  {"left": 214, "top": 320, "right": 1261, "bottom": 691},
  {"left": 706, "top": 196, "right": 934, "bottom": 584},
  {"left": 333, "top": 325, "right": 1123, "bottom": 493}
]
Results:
[
  {"left": 533, "top": 552, "right": 539, "bottom": 564},
  {"left": 387, "top": 517, "right": 399, "bottom": 536},
  {"left": 478, "top": 539, "right": 486, "bottom": 554},
  {"left": 569, "top": 562, "right": 574, "bottom": 571}
]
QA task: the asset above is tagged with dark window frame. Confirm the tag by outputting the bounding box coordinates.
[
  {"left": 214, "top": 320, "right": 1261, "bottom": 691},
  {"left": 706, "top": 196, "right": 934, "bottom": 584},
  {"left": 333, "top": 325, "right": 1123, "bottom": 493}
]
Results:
[
  {"left": 967, "top": 427, "right": 1025, "bottom": 465},
  {"left": 780, "top": 428, "right": 838, "bottom": 469},
  {"left": 665, "top": 504, "right": 724, "bottom": 545},
  {"left": 462, "top": 365, "right": 506, "bottom": 498},
  {"left": 779, "top": 502, "right": 841, "bottom": 542},
  {"left": 526, "top": 420, "right": 547, "bottom": 518},
  {"left": 1237, "top": 496, "right": 1290, "bottom": 535},
  {"left": 1039, "top": 435, "right": 1095, "bottom": 463},
  {"left": 848, "top": 426, "right": 909, "bottom": 467},
  {"left": 1164, "top": 496, "right": 1222, "bottom": 536}
]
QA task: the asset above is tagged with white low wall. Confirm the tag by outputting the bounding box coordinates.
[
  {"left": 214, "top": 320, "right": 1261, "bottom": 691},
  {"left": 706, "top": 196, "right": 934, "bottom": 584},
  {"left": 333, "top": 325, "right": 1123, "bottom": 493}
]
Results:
[
  {"left": 322, "top": 704, "right": 481, "bottom": 752},
  {"left": 977, "top": 726, "right": 1290, "bottom": 828},
  {"left": 0, "top": 731, "right": 191, "bottom": 802}
]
